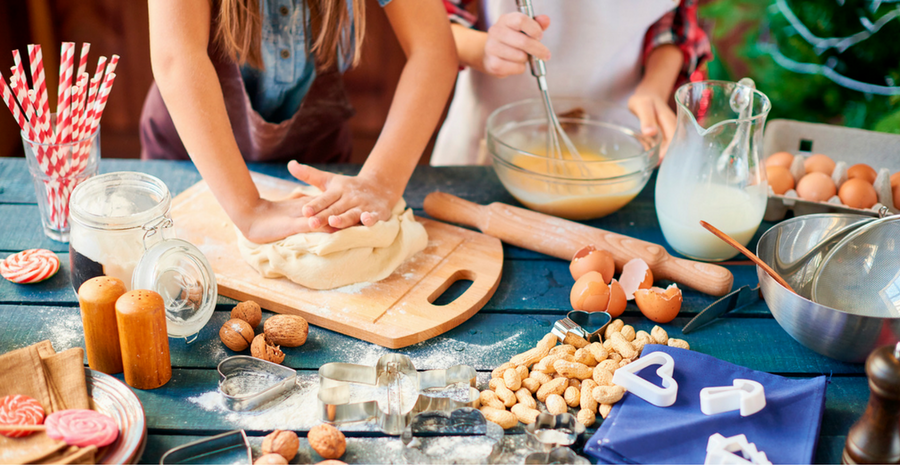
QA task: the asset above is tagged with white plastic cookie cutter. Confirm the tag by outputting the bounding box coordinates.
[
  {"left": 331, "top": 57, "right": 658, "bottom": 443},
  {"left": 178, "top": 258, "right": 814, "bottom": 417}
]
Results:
[
  {"left": 610, "top": 351, "right": 678, "bottom": 407},
  {"left": 700, "top": 379, "right": 766, "bottom": 416},
  {"left": 704, "top": 433, "right": 772, "bottom": 465}
]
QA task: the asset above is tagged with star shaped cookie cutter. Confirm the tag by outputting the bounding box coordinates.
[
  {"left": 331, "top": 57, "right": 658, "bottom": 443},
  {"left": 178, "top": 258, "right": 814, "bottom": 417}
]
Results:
[
  {"left": 705, "top": 433, "right": 772, "bottom": 465},
  {"left": 317, "top": 353, "right": 480, "bottom": 435},
  {"left": 551, "top": 310, "right": 612, "bottom": 344}
]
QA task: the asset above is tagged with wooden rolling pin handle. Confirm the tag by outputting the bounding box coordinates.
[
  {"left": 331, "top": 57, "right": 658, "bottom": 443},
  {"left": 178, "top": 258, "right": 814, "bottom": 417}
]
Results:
[
  {"left": 655, "top": 256, "right": 735, "bottom": 297},
  {"left": 115, "top": 290, "right": 172, "bottom": 390},
  {"left": 422, "top": 192, "right": 486, "bottom": 230},
  {"left": 78, "top": 276, "right": 127, "bottom": 375}
]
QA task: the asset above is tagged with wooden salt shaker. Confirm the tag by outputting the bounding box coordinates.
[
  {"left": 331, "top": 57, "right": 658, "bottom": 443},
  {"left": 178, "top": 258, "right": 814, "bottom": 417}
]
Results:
[
  {"left": 115, "top": 289, "right": 172, "bottom": 389},
  {"left": 843, "top": 343, "right": 900, "bottom": 464},
  {"left": 77, "top": 276, "right": 127, "bottom": 374}
]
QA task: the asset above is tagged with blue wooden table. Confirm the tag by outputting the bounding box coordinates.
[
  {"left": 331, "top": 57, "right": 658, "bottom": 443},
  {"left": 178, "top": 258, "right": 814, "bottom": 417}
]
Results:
[{"left": 0, "top": 158, "right": 866, "bottom": 463}]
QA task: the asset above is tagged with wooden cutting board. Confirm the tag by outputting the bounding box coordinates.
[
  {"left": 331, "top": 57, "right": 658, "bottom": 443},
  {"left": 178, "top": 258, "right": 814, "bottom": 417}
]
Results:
[{"left": 170, "top": 173, "right": 503, "bottom": 349}]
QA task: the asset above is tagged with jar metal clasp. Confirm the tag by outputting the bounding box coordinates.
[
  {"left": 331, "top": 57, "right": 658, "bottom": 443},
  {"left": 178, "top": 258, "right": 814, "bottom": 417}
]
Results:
[{"left": 142, "top": 216, "right": 174, "bottom": 251}]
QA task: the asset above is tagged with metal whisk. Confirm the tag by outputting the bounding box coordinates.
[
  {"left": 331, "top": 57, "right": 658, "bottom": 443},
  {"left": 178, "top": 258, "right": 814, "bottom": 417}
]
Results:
[{"left": 515, "top": 0, "right": 584, "bottom": 166}]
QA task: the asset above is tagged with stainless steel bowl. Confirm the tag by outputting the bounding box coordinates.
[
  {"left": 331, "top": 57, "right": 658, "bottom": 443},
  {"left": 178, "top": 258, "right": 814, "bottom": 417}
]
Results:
[{"left": 757, "top": 213, "right": 900, "bottom": 362}]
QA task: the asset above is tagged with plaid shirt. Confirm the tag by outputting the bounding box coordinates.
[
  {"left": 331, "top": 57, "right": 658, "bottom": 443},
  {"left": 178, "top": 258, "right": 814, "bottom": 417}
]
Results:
[{"left": 444, "top": 0, "right": 711, "bottom": 84}]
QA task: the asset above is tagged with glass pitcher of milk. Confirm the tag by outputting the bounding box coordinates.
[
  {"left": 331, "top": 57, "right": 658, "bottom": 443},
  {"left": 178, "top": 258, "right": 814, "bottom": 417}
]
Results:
[{"left": 656, "top": 79, "right": 771, "bottom": 261}]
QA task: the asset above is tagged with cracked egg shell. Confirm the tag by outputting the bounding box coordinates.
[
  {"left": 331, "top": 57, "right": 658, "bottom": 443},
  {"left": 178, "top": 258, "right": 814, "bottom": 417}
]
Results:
[
  {"left": 619, "top": 258, "right": 653, "bottom": 300},
  {"left": 570, "top": 245, "right": 614, "bottom": 283},
  {"left": 634, "top": 284, "right": 682, "bottom": 323},
  {"left": 570, "top": 271, "right": 610, "bottom": 312},
  {"left": 606, "top": 279, "right": 627, "bottom": 318}
]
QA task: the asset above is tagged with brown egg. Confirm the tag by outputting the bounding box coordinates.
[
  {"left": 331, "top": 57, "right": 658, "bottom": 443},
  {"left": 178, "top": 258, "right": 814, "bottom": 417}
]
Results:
[
  {"left": 766, "top": 166, "right": 795, "bottom": 195},
  {"left": 847, "top": 164, "right": 877, "bottom": 184},
  {"left": 891, "top": 172, "right": 900, "bottom": 190},
  {"left": 765, "top": 151, "right": 794, "bottom": 169},
  {"left": 606, "top": 279, "right": 627, "bottom": 318},
  {"left": 804, "top": 154, "right": 836, "bottom": 175},
  {"left": 570, "top": 271, "right": 610, "bottom": 312},
  {"left": 838, "top": 178, "right": 878, "bottom": 209},
  {"left": 634, "top": 284, "right": 683, "bottom": 323},
  {"left": 570, "top": 245, "right": 614, "bottom": 283},
  {"left": 894, "top": 184, "right": 900, "bottom": 210},
  {"left": 796, "top": 172, "right": 836, "bottom": 202}
]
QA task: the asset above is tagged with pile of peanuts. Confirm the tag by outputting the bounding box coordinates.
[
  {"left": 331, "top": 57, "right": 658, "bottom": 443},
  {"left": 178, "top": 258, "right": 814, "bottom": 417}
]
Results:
[{"left": 479, "top": 319, "right": 690, "bottom": 429}]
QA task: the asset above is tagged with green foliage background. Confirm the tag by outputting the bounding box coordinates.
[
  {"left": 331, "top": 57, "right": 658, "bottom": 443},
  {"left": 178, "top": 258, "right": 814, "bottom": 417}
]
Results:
[{"left": 699, "top": 0, "right": 900, "bottom": 134}]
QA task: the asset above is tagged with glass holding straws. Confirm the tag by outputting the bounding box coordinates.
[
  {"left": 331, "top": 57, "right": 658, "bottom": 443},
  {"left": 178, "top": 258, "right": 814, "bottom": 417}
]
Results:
[{"left": 1, "top": 42, "right": 119, "bottom": 242}]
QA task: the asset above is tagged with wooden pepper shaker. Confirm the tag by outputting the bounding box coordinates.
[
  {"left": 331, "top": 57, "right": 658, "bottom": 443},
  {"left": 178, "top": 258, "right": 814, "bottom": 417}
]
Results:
[
  {"left": 78, "top": 276, "right": 127, "bottom": 374},
  {"left": 115, "top": 289, "right": 172, "bottom": 389},
  {"left": 843, "top": 343, "right": 900, "bottom": 464}
]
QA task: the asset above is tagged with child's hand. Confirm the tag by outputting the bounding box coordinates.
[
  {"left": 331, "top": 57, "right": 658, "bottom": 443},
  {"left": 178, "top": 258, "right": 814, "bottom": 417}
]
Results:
[
  {"left": 240, "top": 196, "right": 336, "bottom": 243},
  {"left": 627, "top": 88, "right": 676, "bottom": 159},
  {"left": 288, "top": 161, "right": 397, "bottom": 230},
  {"left": 483, "top": 13, "right": 551, "bottom": 78}
]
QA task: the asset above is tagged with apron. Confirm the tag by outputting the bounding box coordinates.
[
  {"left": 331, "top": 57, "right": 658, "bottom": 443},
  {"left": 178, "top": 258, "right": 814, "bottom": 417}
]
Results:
[
  {"left": 431, "top": 0, "right": 678, "bottom": 166},
  {"left": 140, "top": 49, "right": 355, "bottom": 163}
]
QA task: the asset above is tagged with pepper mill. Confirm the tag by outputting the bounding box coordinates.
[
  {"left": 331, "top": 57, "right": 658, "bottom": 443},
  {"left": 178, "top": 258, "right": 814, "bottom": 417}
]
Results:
[
  {"left": 115, "top": 289, "right": 172, "bottom": 389},
  {"left": 843, "top": 342, "right": 900, "bottom": 464},
  {"left": 78, "top": 276, "right": 127, "bottom": 374}
]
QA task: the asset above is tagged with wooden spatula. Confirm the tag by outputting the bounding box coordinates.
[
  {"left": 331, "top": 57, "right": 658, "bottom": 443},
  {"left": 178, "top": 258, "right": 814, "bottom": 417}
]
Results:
[{"left": 423, "top": 192, "right": 733, "bottom": 296}]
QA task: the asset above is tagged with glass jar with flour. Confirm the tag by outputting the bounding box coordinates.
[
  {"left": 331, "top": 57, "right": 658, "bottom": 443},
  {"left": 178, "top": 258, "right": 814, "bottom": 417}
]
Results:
[{"left": 69, "top": 171, "right": 217, "bottom": 341}]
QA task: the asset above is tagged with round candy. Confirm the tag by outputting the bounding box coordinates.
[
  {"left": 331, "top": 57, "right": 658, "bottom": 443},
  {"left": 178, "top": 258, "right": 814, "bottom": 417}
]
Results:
[
  {"left": 45, "top": 409, "right": 119, "bottom": 448},
  {"left": 0, "top": 394, "right": 45, "bottom": 438},
  {"left": 0, "top": 249, "right": 60, "bottom": 284}
]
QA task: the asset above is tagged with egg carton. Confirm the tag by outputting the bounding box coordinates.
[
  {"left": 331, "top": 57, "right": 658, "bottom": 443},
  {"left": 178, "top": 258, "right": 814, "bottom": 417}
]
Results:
[{"left": 762, "top": 119, "right": 900, "bottom": 221}]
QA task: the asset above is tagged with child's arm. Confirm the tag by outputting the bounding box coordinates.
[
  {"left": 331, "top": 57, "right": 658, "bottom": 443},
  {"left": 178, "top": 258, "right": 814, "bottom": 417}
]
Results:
[
  {"left": 292, "top": 0, "right": 458, "bottom": 229},
  {"left": 452, "top": 14, "right": 550, "bottom": 78},
  {"left": 627, "top": 44, "right": 682, "bottom": 155},
  {"left": 149, "top": 0, "right": 323, "bottom": 243}
]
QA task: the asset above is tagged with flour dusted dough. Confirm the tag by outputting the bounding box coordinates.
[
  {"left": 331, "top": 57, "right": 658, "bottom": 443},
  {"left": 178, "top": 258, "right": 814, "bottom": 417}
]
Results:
[{"left": 237, "top": 198, "right": 427, "bottom": 290}]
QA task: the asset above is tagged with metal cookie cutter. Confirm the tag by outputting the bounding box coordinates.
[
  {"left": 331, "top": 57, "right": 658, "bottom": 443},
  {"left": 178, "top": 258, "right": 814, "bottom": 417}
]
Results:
[
  {"left": 160, "top": 430, "right": 252, "bottom": 465},
  {"left": 611, "top": 351, "right": 678, "bottom": 407},
  {"left": 705, "top": 433, "right": 772, "bottom": 465},
  {"left": 318, "top": 353, "right": 479, "bottom": 435},
  {"left": 700, "top": 379, "right": 766, "bottom": 417},
  {"left": 401, "top": 408, "right": 503, "bottom": 464},
  {"left": 217, "top": 356, "right": 298, "bottom": 411},
  {"left": 524, "top": 447, "right": 591, "bottom": 465},
  {"left": 524, "top": 413, "right": 586, "bottom": 452},
  {"left": 551, "top": 310, "right": 612, "bottom": 344}
]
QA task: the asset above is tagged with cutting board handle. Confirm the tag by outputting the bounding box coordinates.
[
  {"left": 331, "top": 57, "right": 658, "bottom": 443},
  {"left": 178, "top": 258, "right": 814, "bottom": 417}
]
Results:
[{"left": 417, "top": 268, "right": 495, "bottom": 323}]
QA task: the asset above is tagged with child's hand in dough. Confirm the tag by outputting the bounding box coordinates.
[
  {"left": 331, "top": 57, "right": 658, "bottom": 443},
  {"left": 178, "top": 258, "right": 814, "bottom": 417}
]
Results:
[
  {"left": 627, "top": 88, "right": 676, "bottom": 160},
  {"left": 240, "top": 196, "right": 336, "bottom": 243},
  {"left": 288, "top": 161, "right": 396, "bottom": 230},
  {"left": 483, "top": 12, "right": 551, "bottom": 78}
]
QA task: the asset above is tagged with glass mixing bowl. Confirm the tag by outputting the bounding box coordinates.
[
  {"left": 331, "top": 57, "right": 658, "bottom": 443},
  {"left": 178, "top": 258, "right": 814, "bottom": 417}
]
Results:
[{"left": 487, "top": 98, "right": 660, "bottom": 220}]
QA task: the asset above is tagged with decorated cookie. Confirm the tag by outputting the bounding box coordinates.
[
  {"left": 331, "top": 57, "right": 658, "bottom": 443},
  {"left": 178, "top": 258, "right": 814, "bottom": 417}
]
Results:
[
  {"left": 0, "top": 249, "right": 60, "bottom": 284},
  {"left": 0, "top": 395, "right": 45, "bottom": 438},
  {"left": 45, "top": 409, "right": 119, "bottom": 448}
]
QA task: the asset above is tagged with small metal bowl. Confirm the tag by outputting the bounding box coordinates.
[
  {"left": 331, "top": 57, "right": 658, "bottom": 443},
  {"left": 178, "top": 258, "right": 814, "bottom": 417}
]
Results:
[{"left": 757, "top": 213, "right": 900, "bottom": 362}]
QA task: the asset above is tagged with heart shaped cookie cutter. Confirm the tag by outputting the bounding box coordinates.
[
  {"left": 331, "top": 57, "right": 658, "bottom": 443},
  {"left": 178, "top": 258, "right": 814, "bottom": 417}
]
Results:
[
  {"left": 551, "top": 310, "right": 612, "bottom": 344},
  {"left": 217, "top": 356, "right": 299, "bottom": 411},
  {"left": 611, "top": 351, "right": 678, "bottom": 407},
  {"left": 318, "top": 353, "right": 479, "bottom": 435}
]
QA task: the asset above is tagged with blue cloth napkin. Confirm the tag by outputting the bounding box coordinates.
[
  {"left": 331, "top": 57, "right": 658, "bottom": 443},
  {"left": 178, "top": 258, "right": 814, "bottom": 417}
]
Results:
[{"left": 583, "top": 345, "right": 827, "bottom": 464}]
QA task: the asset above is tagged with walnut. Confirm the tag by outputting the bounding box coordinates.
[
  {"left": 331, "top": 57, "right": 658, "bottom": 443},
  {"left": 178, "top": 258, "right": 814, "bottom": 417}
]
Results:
[
  {"left": 251, "top": 333, "right": 285, "bottom": 364},
  {"left": 264, "top": 314, "right": 308, "bottom": 347},
  {"left": 219, "top": 318, "right": 254, "bottom": 351},
  {"left": 262, "top": 430, "right": 299, "bottom": 461},
  {"left": 308, "top": 423, "right": 346, "bottom": 460},
  {"left": 232, "top": 300, "right": 262, "bottom": 329}
]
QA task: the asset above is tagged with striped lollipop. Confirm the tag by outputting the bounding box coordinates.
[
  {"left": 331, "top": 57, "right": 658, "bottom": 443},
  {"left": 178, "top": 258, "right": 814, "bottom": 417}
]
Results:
[
  {"left": 0, "top": 395, "right": 45, "bottom": 438},
  {"left": 0, "top": 249, "right": 60, "bottom": 284}
]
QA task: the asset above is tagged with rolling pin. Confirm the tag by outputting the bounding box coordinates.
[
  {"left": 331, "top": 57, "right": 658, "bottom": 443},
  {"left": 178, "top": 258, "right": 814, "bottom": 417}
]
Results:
[{"left": 423, "top": 192, "right": 733, "bottom": 296}]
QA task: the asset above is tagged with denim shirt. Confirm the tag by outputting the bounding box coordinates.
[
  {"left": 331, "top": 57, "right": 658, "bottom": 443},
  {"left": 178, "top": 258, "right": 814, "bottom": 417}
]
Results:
[{"left": 241, "top": 0, "right": 392, "bottom": 123}]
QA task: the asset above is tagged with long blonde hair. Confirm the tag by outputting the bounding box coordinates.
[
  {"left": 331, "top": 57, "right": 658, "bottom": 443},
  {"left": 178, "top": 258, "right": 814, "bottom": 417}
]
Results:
[{"left": 214, "top": 0, "right": 366, "bottom": 70}]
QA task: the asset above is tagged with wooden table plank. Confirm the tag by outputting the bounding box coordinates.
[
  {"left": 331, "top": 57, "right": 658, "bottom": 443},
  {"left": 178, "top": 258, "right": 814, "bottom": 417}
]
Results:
[{"left": 0, "top": 304, "right": 863, "bottom": 374}]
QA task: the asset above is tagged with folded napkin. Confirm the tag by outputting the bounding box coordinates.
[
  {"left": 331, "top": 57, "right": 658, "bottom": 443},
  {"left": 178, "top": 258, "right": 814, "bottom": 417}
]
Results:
[
  {"left": 584, "top": 345, "right": 826, "bottom": 464},
  {"left": 0, "top": 341, "right": 96, "bottom": 465}
]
